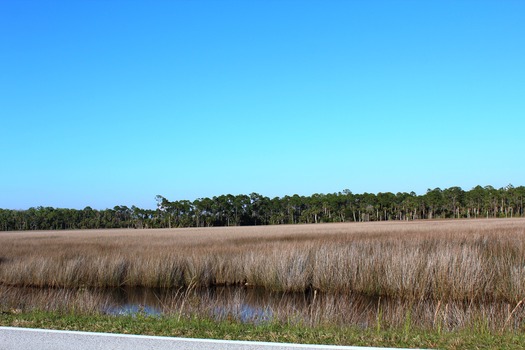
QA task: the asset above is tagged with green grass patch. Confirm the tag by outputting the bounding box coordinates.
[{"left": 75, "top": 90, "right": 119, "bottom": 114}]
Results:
[{"left": 2, "top": 311, "right": 525, "bottom": 349}]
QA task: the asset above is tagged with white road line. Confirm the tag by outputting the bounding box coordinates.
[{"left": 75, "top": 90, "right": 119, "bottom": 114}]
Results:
[{"left": 0, "top": 327, "right": 429, "bottom": 350}]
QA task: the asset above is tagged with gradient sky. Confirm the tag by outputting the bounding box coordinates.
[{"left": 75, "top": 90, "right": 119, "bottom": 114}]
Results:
[{"left": 1, "top": 0, "right": 524, "bottom": 210}]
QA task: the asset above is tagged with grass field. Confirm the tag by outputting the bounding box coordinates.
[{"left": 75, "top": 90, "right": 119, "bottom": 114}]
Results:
[{"left": 1, "top": 218, "right": 525, "bottom": 333}]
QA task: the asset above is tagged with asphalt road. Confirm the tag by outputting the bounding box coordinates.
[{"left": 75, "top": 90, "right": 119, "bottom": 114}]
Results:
[{"left": 0, "top": 327, "right": 425, "bottom": 350}]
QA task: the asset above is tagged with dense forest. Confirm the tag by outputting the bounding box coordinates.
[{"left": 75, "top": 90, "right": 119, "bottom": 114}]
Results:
[{"left": 1, "top": 185, "right": 524, "bottom": 231}]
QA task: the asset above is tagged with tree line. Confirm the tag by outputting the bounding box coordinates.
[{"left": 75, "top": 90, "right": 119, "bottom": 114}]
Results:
[{"left": 1, "top": 184, "right": 524, "bottom": 231}]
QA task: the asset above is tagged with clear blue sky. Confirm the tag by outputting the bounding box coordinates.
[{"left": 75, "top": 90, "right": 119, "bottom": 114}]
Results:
[{"left": 1, "top": 0, "right": 524, "bottom": 210}]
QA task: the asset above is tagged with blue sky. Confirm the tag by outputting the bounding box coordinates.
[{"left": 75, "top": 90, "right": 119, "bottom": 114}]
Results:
[{"left": 1, "top": 0, "right": 524, "bottom": 210}]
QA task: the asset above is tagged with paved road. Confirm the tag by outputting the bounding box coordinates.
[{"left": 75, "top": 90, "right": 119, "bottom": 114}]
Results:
[{"left": 0, "top": 327, "right": 426, "bottom": 350}]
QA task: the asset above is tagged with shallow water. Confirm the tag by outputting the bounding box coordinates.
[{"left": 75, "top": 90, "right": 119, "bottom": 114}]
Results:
[
  {"left": 2, "top": 285, "right": 524, "bottom": 331},
  {"left": 101, "top": 286, "right": 286, "bottom": 321},
  {"left": 0, "top": 285, "right": 312, "bottom": 322}
]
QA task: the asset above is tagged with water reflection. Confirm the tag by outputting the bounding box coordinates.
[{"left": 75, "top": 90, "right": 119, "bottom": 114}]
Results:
[
  {"left": 2, "top": 285, "right": 524, "bottom": 331},
  {"left": 102, "top": 287, "right": 163, "bottom": 316},
  {"left": 101, "top": 286, "right": 305, "bottom": 322}
]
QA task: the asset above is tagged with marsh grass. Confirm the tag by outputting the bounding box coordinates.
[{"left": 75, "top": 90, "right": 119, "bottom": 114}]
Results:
[{"left": 1, "top": 219, "right": 524, "bottom": 302}]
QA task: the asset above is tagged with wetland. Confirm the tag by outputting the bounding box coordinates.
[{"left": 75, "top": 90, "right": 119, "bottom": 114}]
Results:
[{"left": 2, "top": 219, "right": 525, "bottom": 333}]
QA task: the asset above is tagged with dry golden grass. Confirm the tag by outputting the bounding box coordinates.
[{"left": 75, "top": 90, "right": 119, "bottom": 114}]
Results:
[{"left": 1, "top": 218, "right": 525, "bottom": 302}]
